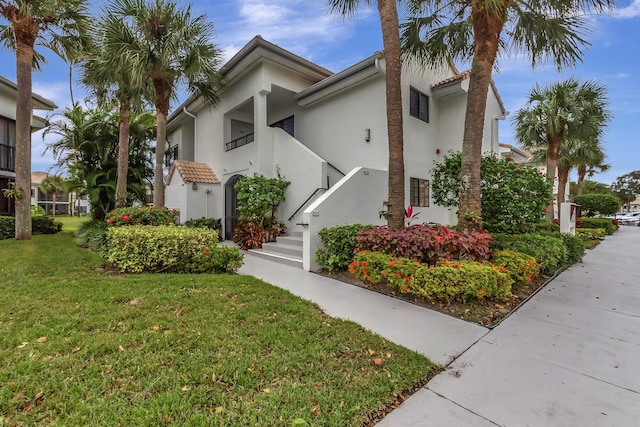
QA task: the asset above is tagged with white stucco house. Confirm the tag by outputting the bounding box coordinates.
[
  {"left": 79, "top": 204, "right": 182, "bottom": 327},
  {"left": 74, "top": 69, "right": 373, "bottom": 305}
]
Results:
[{"left": 164, "top": 35, "right": 507, "bottom": 270}]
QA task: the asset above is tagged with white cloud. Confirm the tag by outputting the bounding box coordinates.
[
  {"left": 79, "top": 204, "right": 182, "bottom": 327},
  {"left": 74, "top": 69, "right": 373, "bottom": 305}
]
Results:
[{"left": 613, "top": 0, "right": 640, "bottom": 18}]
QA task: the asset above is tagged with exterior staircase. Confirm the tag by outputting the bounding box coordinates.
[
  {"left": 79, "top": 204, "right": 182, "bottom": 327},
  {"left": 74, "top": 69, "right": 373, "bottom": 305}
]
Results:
[{"left": 248, "top": 231, "right": 303, "bottom": 268}]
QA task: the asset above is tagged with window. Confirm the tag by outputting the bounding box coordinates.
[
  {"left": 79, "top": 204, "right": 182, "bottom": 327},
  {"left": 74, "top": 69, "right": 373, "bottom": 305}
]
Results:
[
  {"left": 410, "top": 178, "right": 429, "bottom": 207},
  {"left": 409, "top": 87, "right": 429, "bottom": 123},
  {"left": 270, "top": 115, "right": 294, "bottom": 137}
]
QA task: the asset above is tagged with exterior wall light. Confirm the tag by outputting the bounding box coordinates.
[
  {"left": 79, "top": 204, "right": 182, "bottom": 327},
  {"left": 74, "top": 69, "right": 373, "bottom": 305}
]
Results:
[
  {"left": 191, "top": 182, "right": 198, "bottom": 191},
  {"left": 436, "top": 148, "right": 441, "bottom": 154},
  {"left": 365, "top": 128, "right": 371, "bottom": 142}
]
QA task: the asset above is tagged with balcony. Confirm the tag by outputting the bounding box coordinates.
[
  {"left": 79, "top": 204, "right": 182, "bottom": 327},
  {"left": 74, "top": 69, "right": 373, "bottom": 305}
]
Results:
[
  {"left": 225, "top": 133, "right": 254, "bottom": 152},
  {"left": 0, "top": 144, "right": 15, "bottom": 172}
]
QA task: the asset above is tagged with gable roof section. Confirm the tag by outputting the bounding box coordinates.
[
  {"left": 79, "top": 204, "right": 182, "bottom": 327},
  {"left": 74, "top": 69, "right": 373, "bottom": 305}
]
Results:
[
  {"left": 0, "top": 75, "right": 57, "bottom": 110},
  {"left": 295, "top": 51, "right": 384, "bottom": 107},
  {"left": 431, "top": 68, "right": 506, "bottom": 115},
  {"left": 167, "top": 160, "right": 220, "bottom": 185}
]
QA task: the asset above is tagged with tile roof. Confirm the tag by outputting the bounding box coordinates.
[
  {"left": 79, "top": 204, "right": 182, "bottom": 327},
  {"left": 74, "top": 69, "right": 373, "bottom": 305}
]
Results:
[
  {"left": 168, "top": 160, "right": 220, "bottom": 185},
  {"left": 433, "top": 70, "right": 472, "bottom": 87},
  {"left": 31, "top": 171, "right": 52, "bottom": 185}
]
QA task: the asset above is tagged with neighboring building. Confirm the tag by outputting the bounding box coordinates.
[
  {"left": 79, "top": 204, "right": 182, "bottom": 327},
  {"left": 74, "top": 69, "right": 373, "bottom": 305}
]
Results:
[
  {"left": 0, "top": 75, "right": 57, "bottom": 215},
  {"left": 165, "top": 35, "right": 507, "bottom": 270},
  {"left": 499, "top": 143, "right": 533, "bottom": 164},
  {"left": 31, "top": 171, "right": 90, "bottom": 216}
]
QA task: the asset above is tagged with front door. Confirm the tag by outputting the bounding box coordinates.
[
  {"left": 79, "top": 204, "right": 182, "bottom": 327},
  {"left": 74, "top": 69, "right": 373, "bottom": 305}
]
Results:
[{"left": 224, "top": 174, "right": 243, "bottom": 240}]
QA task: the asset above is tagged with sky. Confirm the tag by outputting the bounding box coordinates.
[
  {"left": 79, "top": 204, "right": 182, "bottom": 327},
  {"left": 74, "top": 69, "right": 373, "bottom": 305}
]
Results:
[{"left": 1, "top": 0, "right": 638, "bottom": 186}]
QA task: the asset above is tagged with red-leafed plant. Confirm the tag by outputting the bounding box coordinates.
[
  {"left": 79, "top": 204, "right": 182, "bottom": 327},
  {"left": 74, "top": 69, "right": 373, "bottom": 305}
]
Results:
[{"left": 356, "top": 224, "right": 492, "bottom": 265}]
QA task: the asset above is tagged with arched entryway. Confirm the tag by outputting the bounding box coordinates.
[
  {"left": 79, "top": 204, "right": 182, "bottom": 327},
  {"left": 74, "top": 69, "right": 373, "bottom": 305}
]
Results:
[{"left": 224, "top": 174, "right": 243, "bottom": 240}]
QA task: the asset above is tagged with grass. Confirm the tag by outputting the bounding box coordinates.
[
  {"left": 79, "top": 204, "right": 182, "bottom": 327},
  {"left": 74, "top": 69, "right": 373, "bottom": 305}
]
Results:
[
  {"left": 52, "top": 215, "right": 89, "bottom": 234},
  {"left": 0, "top": 233, "right": 436, "bottom": 426}
]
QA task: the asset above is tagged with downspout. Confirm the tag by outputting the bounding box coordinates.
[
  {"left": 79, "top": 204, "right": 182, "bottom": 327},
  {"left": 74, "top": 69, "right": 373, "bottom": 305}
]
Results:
[{"left": 183, "top": 107, "right": 197, "bottom": 162}]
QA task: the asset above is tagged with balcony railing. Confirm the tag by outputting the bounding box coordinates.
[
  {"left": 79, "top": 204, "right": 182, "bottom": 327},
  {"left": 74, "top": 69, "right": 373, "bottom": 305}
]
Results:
[
  {"left": 0, "top": 144, "right": 15, "bottom": 172},
  {"left": 225, "top": 133, "right": 254, "bottom": 152}
]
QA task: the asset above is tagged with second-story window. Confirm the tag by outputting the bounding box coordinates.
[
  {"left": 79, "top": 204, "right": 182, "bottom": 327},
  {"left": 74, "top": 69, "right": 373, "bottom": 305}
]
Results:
[{"left": 410, "top": 87, "right": 429, "bottom": 123}]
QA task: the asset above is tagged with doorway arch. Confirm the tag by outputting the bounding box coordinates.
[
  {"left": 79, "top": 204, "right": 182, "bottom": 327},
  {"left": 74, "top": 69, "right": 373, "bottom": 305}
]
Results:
[{"left": 224, "top": 174, "right": 243, "bottom": 240}]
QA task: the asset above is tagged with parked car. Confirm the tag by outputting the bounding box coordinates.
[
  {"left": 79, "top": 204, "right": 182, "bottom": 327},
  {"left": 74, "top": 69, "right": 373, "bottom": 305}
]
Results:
[{"left": 617, "top": 212, "right": 640, "bottom": 225}]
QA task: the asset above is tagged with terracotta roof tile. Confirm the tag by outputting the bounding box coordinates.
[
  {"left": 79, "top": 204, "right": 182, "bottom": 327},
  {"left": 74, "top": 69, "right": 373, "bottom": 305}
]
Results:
[
  {"left": 168, "top": 160, "right": 220, "bottom": 185},
  {"left": 433, "top": 70, "right": 471, "bottom": 87}
]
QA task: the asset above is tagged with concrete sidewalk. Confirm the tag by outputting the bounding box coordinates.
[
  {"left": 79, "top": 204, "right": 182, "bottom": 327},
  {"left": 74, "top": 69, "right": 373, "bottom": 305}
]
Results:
[
  {"left": 378, "top": 225, "right": 640, "bottom": 426},
  {"left": 238, "top": 253, "right": 488, "bottom": 366}
]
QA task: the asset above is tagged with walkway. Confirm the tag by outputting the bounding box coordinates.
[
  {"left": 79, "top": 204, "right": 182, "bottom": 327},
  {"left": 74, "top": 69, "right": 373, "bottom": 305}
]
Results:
[
  {"left": 378, "top": 225, "right": 640, "bottom": 426},
  {"left": 237, "top": 225, "right": 640, "bottom": 425}
]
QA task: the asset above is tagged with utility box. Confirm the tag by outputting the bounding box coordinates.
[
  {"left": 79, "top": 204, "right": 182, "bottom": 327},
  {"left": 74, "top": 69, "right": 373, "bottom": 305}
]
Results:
[{"left": 560, "top": 202, "right": 579, "bottom": 235}]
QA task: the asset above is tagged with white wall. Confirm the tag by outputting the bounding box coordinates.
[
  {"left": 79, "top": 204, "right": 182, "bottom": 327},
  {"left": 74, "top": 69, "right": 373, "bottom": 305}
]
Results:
[
  {"left": 165, "top": 173, "right": 188, "bottom": 223},
  {"left": 273, "top": 127, "right": 327, "bottom": 229},
  {"left": 185, "top": 183, "right": 221, "bottom": 223},
  {"left": 303, "top": 167, "right": 387, "bottom": 271}
]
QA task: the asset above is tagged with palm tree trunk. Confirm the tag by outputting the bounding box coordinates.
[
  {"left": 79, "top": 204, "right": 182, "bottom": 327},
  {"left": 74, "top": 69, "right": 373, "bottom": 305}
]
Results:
[
  {"left": 14, "top": 35, "right": 36, "bottom": 240},
  {"left": 116, "top": 98, "right": 131, "bottom": 208},
  {"left": 545, "top": 134, "right": 563, "bottom": 221},
  {"left": 457, "top": 1, "right": 506, "bottom": 231},
  {"left": 378, "top": 0, "right": 404, "bottom": 230},
  {"left": 557, "top": 165, "right": 570, "bottom": 224},
  {"left": 153, "top": 86, "right": 171, "bottom": 207},
  {"left": 52, "top": 193, "right": 56, "bottom": 217},
  {"left": 576, "top": 164, "right": 586, "bottom": 196}
]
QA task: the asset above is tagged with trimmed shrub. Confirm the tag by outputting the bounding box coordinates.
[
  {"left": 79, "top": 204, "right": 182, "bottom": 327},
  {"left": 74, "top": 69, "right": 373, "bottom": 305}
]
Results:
[
  {"left": 316, "top": 224, "right": 373, "bottom": 272},
  {"left": 76, "top": 219, "right": 108, "bottom": 251},
  {"left": 413, "top": 260, "right": 512, "bottom": 303},
  {"left": 490, "top": 233, "right": 566, "bottom": 275},
  {"left": 580, "top": 217, "right": 616, "bottom": 235},
  {"left": 348, "top": 251, "right": 512, "bottom": 303},
  {"left": 0, "top": 216, "right": 13, "bottom": 240},
  {"left": 491, "top": 250, "right": 539, "bottom": 286},
  {"left": 31, "top": 205, "right": 46, "bottom": 217},
  {"left": 105, "top": 225, "right": 242, "bottom": 273},
  {"left": 356, "top": 224, "right": 492, "bottom": 265},
  {"left": 576, "top": 228, "right": 606, "bottom": 241},
  {"left": 184, "top": 217, "right": 223, "bottom": 241},
  {"left": 559, "top": 233, "right": 586, "bottom": 265},
  {"left": 529, "top": 221, "right": 560, "bottom": 235},
  {"left": 106, "top": 206, "right": 177, "bottom": 227},
  {"left": 32, "top": 216, "right": 63, "bottom": 235}
]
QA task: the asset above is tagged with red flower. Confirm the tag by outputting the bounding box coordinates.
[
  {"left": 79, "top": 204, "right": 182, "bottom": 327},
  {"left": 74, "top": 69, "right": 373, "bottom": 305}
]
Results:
[
  {"left": 508, "top": 156, "right": 513, "bottom": 161},
  {"left": 123, "top": 215, "right": 129, "bottom": 221},
  {"left": 402, "top": 285, "right": 408, "bottom": 291},
  {"left": 108, "top": 218, "right": 114, "bottom": 224}
]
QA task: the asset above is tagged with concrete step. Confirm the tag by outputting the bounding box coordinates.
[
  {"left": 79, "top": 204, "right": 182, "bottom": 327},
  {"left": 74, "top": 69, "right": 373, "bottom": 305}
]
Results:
[
  {"left": 260, "top": 242, "right": 303, "bottom": 257},
  {"left": 289, "top": 230, "right": 303, "bottom": 239},
  {"left": 247, "top": 248, "right": 303, "bottom": 269},
  {"left": 276, "top": 235, "right": 303, "bottom": 248}
]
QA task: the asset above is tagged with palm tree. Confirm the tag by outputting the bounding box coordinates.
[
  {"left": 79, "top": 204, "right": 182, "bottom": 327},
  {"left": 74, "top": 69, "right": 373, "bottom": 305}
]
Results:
[
  {"left": 81, "top": 8, "right": 154, "bottom": 209},
  {"left": 575, "top": 143, "right": 608, "bottom": 196},
  {"left": 108, "top": 0, "right": 223, "bottom": 208},
  {"left": 514, "top": 79, "right": 610, "bottom": 220},
  {"left": 327, "top": 0, "right": 405, "bottom": 229},
  {"left": 0, "top": 0, "right": 90, "bottom": 239},
  {"left": 45, "top": 105, "right": 155, "bottom": 220},
  {"left": 39, "top": 175, "right": 66, "bottom": 217},
  {"left": 401, "top": 0, "right": 614, "bottom": 231}
]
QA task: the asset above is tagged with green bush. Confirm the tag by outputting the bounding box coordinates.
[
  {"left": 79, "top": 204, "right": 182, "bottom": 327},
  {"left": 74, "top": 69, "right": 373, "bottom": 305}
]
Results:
[
  {"left": 490, "top": 233, "right": 566, "bottom": 275},
  {"left": 573, "top": 194, "right": 621, "bottom": 217},
  {"left": 316, "top": 224, "right": 373, "bottom": 272},
  {"left": 31, "top": 205, "right": 46, "bottom": 217},
  {"left": 348, "top": 251, "right": 512, "bottom": 303},
  {"left": 491, "top": 250, "right": 539, "bottom": 286},
  {"left": 529, "top": 221, "right": 560, "bottom": 234},
  {"left": 0, "top": 216, "right": 13, "bottom": 240},
  {"left": 184, "top": 217, "right": 223, "bottom": 241},
  {"left": 32, "top": 216, "right": 63, "bottom": 235},
  {"left": 580, "top": 217, "right": 616, "bottom": 235},
  {"left": 106, "top": 206, "right": 177, "bottom": 227},
  {"left": 105, "top": 225, "right": 242, "bottom": 273},
  {"left": 559, "top": 233, "right": 586, "bottom": 265},
  {"left": 576, "top": 228, "right": 606, "bottom": 241},
  {"left": 76, "top": 219, "right": 108, "bottom": 251},
  {"left": 431, "top": 152, "right": 552, "bottom": 234}
]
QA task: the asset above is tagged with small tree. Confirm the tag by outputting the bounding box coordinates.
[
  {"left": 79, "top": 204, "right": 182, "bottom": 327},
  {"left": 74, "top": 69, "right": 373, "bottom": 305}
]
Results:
[
  {"left": 39, "top": 175, "right": 66, "bottom": 216},
  {"left": 573, "top": 194, "right": 621, "bottom": 217},
  {"left": 431, "top": 152, "right": 552, "bottom": 234},
  {"left": 612, "top": 171, "right": 640, "bottom": 210}
]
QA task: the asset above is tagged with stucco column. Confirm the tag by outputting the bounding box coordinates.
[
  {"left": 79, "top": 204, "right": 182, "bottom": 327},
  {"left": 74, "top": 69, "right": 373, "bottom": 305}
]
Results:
[{"left": 254, "top": 89, "right": 275, "bottom": 177}]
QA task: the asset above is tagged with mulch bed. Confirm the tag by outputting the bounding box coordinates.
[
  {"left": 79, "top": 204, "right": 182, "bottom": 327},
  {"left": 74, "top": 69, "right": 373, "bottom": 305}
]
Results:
[{"left": 315, "top": 269, "right": 553, "bottom": 328}]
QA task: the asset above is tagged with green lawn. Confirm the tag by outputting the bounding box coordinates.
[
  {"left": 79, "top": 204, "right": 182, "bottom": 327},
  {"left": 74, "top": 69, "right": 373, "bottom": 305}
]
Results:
[
  {"left": 53, "top": 215, "right": 90, "bottom": 234},
  {"left": 0, "top": 233, "right": 435, "bottom": 426}
]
